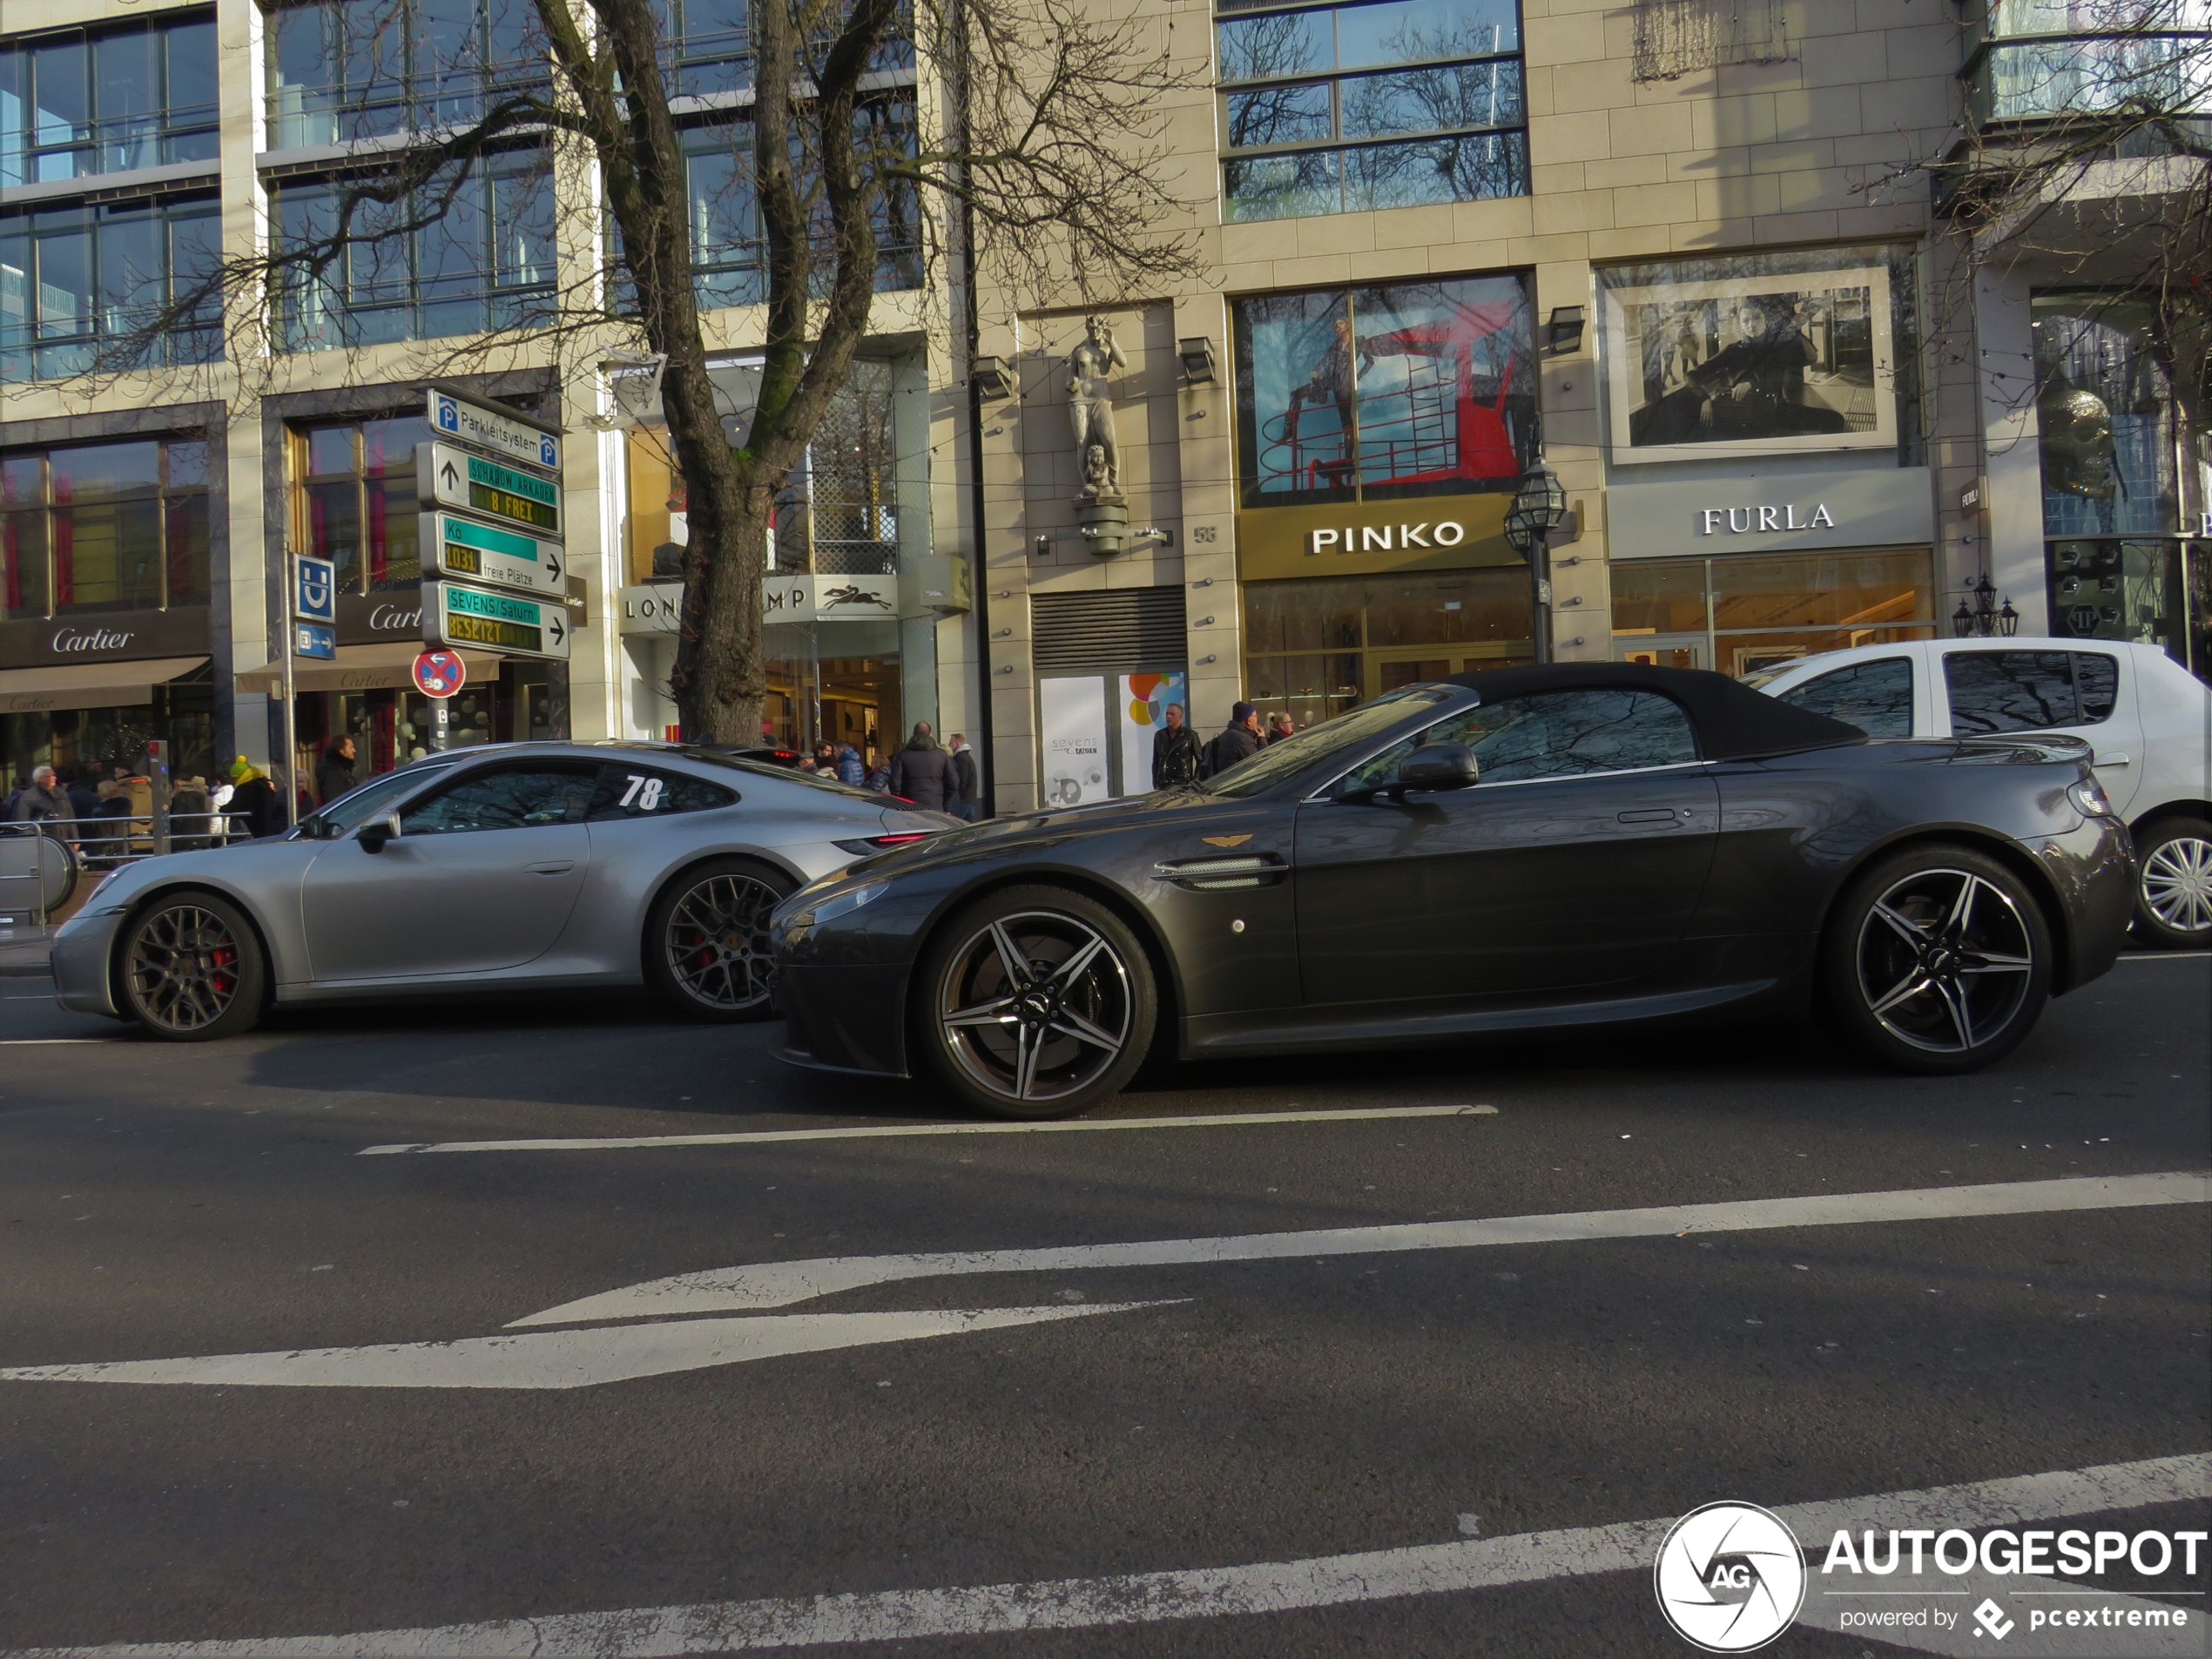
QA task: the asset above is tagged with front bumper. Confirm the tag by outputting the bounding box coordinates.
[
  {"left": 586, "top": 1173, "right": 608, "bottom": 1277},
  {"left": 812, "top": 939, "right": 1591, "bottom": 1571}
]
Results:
[
  {"left": 775, "top": 962, "right": 911, "bottom": 1077},
  {"left": 50, "top": 907, "right": 126, "bottom": 1016}
]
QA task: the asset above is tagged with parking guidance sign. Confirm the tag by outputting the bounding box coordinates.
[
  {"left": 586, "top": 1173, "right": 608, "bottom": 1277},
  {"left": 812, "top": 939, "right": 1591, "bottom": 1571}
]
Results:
[{"left": 423, "top": 580, "right": 571, "bottom": 661}]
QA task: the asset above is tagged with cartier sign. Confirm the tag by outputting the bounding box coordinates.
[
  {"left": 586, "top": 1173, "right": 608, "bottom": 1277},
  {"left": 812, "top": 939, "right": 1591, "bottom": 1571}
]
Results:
[
  {"left": 336, "top": 592, "right": 425, "bottom": 644},
  {"left": 0, "top": 606, "right": 211, "bottom": 668}
]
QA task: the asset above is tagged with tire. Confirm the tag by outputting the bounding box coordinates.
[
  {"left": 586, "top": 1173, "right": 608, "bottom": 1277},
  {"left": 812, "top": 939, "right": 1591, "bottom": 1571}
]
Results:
[
  {"left": 1822, "top": 845, "right": 2052, "bottom": 1075},
  {"left": 118, "top": 891, "right": 266, "bottom": 1041},
  {"left": 647, "top": 858, "right": 795, "bottom": 1022},
  {"left": 2131, "top": 817, "right": 2212, "bottom": 949},
  {"left": 915, "top": 885, "right": 1157, "bottom": 1120}
]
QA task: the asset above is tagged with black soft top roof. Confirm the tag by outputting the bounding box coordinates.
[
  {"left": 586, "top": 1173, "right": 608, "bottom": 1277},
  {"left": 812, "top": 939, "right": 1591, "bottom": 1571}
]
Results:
[{"left": 1442, "top": 663, "right": 1865, "bottom": 760}]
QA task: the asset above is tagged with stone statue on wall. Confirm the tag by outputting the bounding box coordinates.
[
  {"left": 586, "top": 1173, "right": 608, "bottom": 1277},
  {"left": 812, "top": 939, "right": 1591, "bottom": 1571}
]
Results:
[{"left": 1067, "top": 316, "right": 1126, "bottom": 497}]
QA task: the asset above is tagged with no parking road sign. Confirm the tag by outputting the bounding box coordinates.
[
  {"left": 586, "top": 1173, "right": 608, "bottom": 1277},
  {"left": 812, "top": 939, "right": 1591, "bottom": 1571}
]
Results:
[{"left": 413, "top": 650, "right": 467, "bottom": 698}]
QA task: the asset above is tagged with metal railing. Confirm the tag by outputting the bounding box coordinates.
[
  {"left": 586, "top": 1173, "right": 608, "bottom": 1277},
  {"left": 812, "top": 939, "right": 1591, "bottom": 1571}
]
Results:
[{"left": 0, "top": 814, "right": 252, "bottom": 931}]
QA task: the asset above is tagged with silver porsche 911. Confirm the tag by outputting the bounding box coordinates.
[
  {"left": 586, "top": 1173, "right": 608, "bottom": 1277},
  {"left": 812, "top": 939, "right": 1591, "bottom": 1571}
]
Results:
[{"left": 50, "top": 741, "right": 956, "bottom": 1040}]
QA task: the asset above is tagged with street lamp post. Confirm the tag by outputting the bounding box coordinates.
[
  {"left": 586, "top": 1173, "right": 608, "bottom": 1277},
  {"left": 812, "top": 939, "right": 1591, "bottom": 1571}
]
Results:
[{"left": 1504, "top": 457, "right": 1568, "bottom": 665}]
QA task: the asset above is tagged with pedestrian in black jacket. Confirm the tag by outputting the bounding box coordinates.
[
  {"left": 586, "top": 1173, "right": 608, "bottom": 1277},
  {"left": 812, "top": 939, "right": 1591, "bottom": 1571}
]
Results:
[
  {"left": 1151, "top": 703, "right": 1202, "bottom": 789},
  {"left": 886, "top": 722, "right": 960, "bottom": 813},
  {"left": 946, "top": 734, "right": 981, "bottom": 820},
  {"left": 1200, "top": 703, "right": 1264, "bottom": 779},
  {"left": 314, "top": 735, "right": 358, "bottom": 806}
]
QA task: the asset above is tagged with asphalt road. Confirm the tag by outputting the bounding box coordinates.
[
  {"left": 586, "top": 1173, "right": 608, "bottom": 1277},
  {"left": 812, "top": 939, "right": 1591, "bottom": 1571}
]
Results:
[{"left": 2, "top": 954, "right": 2208, "bottom": 1657}]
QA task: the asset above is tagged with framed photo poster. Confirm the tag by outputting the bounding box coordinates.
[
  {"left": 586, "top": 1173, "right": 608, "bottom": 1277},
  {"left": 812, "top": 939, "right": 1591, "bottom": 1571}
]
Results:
[{"left": 1602, "top": 266, "right": 1894, "bottom": 463}]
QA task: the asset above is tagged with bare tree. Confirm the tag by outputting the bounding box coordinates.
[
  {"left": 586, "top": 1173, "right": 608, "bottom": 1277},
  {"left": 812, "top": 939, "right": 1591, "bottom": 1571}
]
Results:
[
  {"left": 1897, "top": 9, "right": 2209, "bottom": 438},
  {"left": 107, "top": 0, "right": 1201, "bottom": 743}
]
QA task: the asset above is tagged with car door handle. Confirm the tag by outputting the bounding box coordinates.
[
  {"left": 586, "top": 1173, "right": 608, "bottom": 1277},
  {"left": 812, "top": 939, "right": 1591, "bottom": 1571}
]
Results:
[
  {"left": 526, "top": 860, "right": 577, "bottom": 875},
  {"left": 2094, "top": 752, "right": 2132, "bottom": 765},
  {"left": 1617, "top": 808, "right": 1683, "bottom": 824}
]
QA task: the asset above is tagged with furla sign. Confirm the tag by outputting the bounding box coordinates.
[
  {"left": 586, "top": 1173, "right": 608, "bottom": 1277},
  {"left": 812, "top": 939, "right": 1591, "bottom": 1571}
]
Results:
[
  {"left": 1699, "top": 502, "right": 1837, "bottom": 536},
  {"left": 1608, "top": 466, "right": 1932, "bottom": 562}
]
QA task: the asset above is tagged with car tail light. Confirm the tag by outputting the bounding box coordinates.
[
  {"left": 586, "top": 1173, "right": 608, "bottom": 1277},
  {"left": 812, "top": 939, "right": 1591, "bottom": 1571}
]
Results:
[
  {"left": 2067, "top": 779, "right": 2115, "bottom": 818},
  {"left": 833, "top": 832, "right": 940, "bottom": 856}
]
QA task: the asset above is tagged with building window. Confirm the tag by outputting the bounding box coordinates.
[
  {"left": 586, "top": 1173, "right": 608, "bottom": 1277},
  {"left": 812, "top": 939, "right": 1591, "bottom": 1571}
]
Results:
[
  {"left": 264, "top": 0, "right": 550, "bottom": 150},
  {"left": 288, "top": 414, "right": 434, "bottom": 594},
  {"left": 1233, "top": 273, "right": 1536, "bottom": 509},
  {"left": 1217, "top": 0, "right": 1528, "bottom": 222},
  {"left": 1241, "top": 568, "right": 1530, "bottom": 726},
  {"left": 0, "top": 14, "right": 219, "bottom": 187},
  {"left": 672, "top": 98, "right": 922, "bottom": 308},
  {"left": 1608, "top": 549, "right": 1936, "bottom": 678},
  {"left": 1965, "top": 0, "right": 2212, "bottom": 124},
  {"left": 271, "top": 148, "right": 555, "bottom": 351},
  {"left": 0, "top": 193, "right": 222, "bottom": 382},
  {"left": 0, "top": 437, "right": 211, "bottom": 621}
]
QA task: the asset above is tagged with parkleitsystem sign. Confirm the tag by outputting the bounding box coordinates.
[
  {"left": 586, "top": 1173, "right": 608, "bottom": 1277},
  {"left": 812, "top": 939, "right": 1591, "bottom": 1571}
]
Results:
[
  {"left": 411, "top": 387, "right": 571, "bottom": 663},
  {"left": 423, "top": 580, "right": 571, "bottom": 661}
]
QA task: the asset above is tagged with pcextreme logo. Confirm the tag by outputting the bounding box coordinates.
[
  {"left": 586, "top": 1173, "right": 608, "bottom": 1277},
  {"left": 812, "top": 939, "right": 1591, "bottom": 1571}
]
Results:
[{"left": 1653, "top": 1502, "right": 1806, "bottom": 1652}]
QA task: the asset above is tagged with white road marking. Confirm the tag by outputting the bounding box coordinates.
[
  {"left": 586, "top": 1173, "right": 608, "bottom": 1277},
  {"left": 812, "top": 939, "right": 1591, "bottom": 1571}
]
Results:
[
  {"left": 358, "top": 1103, "right": 1498, "bottom": 1156},
  {"left": 510, "top": 1170, "right": 2212, "bottom": 1328},
  {"left": 2116, "top": 951, "right": 2212, "bottom": 962},
  {"left": 0, "top": 1302, "right": 1165, "bottom": 1391},
  {"left": 21, "top": 1454, "right": 2206, "bottom": 1656},
  {"left": 0, "top": 1037, "right": 129, "bottom": 1045}
]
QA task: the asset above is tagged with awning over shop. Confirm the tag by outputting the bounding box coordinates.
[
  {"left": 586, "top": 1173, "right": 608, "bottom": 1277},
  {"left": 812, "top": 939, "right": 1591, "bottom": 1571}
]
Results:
[
  {"left": 234, "top": 643, "right": 502, "bottom": 695},
  {"left": 0, "top": 656, "right": 211, "bottom": 716}
]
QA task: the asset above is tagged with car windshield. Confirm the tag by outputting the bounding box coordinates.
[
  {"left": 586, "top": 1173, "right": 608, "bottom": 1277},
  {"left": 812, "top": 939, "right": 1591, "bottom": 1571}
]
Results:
[
  {"left": 1204, "top": 686, "right": 1460, "bottom": 799},
  {"left": 302, "top": 763, "right": 455, "bottom": 835}
]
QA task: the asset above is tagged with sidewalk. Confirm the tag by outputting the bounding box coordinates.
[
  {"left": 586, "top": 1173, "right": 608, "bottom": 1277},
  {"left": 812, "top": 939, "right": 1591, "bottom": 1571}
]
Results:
[{"left": 0, "top": 923, "right": 56, "bottom": 975}]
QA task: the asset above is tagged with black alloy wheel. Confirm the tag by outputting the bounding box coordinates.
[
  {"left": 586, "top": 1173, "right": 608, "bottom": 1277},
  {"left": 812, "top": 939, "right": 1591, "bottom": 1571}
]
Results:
[
  {"left": 648, "top": 859, "right": 795, "bottom": 1021},
  {"left": 919, "top": 886, "right": 1157, "bottom": 1119},
  {"left": 119, "top": 892, "right": 266, "bottom": 1041},
  {"left": 1824, "top": 846, "right": 2051, "bottom": 1075},
  {"left": 2133, "top": 817, "right": 2212, "bottom": 948}
]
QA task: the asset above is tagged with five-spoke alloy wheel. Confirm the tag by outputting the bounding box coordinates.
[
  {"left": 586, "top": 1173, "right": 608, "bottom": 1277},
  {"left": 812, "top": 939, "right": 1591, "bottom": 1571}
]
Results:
[
  {"left": 648, "top": 859, "right": 794, "bottom": 1021},
  {"left": 119, "top": 892, "right": 266, "bottom": 1041},
  {"left": 1825, "top": 846, "right": 2051, "bottom": 1074},
  {"left": 2133, "top": 817, "right": 2212, "bottom": 948},
  {"left": 919, "top": 887, "right": 1157, "bottom": 1118}
]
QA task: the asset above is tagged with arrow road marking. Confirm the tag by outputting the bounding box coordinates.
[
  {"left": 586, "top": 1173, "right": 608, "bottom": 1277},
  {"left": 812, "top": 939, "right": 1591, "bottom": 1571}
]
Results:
[
  {"left": 508, "top": 1170, "right": 2212, "bottom": 1328},
  {"left": 17, "top": 1454, "right": 2206, "bottom": 1656},
  {"left": 0, "top": 1302, "right": 1170, "bottom": 1391}
]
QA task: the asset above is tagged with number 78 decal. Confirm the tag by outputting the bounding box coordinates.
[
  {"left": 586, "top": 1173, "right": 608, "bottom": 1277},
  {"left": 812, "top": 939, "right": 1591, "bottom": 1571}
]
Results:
[{"left": 618, "top": 774, "right": 665, "bottom": 811}]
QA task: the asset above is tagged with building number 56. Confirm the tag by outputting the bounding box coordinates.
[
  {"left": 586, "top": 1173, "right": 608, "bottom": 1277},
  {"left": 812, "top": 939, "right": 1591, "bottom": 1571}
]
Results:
[{"left": 618, "top": 774, "right": 664, "bottom": 811}]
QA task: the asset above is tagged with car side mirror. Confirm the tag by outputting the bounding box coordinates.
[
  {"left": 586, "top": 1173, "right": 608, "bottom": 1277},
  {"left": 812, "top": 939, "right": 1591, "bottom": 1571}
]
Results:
[
  {"left": 358, "top": 812, "right": 401, "bottom": 853},
  {"left": 1396, "top": 742, "right": 1480, "bottom": 794}
]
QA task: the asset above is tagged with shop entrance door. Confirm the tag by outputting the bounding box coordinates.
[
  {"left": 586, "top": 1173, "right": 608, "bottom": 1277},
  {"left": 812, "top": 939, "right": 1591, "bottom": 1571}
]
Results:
[{"left": 1367, "top": 645, "right": 1527, "bottom": 697}]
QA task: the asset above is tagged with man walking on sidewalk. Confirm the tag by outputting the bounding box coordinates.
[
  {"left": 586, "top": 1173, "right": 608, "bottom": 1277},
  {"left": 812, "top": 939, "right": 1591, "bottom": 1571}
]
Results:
[
  {"left": 1200, "top": 702, "right": 1264, "bottom": 780},
  {"left": 1151, "top": 703, "right": 1202, "bottom": 790}
]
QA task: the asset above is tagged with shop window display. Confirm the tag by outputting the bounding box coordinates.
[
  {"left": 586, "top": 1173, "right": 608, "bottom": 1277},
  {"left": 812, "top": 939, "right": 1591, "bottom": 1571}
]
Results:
[
  {"left": 2033, "top": 295, "right": 2181, "bottom": 537},
  {"left": 1610, "top": 549, "right": 1936, "bottom": 678},
  {"left": 1233, "top": 274, "right": 1536, "bottom": 509},
  {"left": 1596, "top": 245, "right": 1924, "bottom": 468}
]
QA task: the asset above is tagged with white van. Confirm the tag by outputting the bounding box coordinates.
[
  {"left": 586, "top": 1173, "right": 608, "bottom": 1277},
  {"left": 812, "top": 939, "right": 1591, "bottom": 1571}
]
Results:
[{"left": 1750, "top": 639, "right": 2212, "bottom": 948}]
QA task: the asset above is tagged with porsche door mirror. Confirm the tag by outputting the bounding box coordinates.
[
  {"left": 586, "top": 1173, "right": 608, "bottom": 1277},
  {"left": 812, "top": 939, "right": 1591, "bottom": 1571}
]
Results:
[
  {"left": 1397, "top": 742, "right": 1480, "bottom": 793},
  {"left": 357, "top": 812, "right": 401, "bottom": 853}
]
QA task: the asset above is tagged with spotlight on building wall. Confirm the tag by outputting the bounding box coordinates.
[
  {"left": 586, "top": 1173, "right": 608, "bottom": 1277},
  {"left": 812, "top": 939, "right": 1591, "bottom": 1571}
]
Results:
[
  {"left": 1178, "top": 336, "right": 1218, "bottom": 383},
  {"left": 971, "top": 356, "right": 1015, "bottom": 400},
  {"left": 1546, "top": 307, "right": 1586, "bottom": 354},
  {"left": 603, "top": 351, "right": 668, "bottom": 426}
]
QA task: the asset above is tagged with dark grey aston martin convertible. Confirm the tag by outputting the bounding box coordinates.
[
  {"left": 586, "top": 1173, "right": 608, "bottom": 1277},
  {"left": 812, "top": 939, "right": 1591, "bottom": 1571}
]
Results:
[{"left": 770, "top": 664, "right": 2134, "bottom": 1119}]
